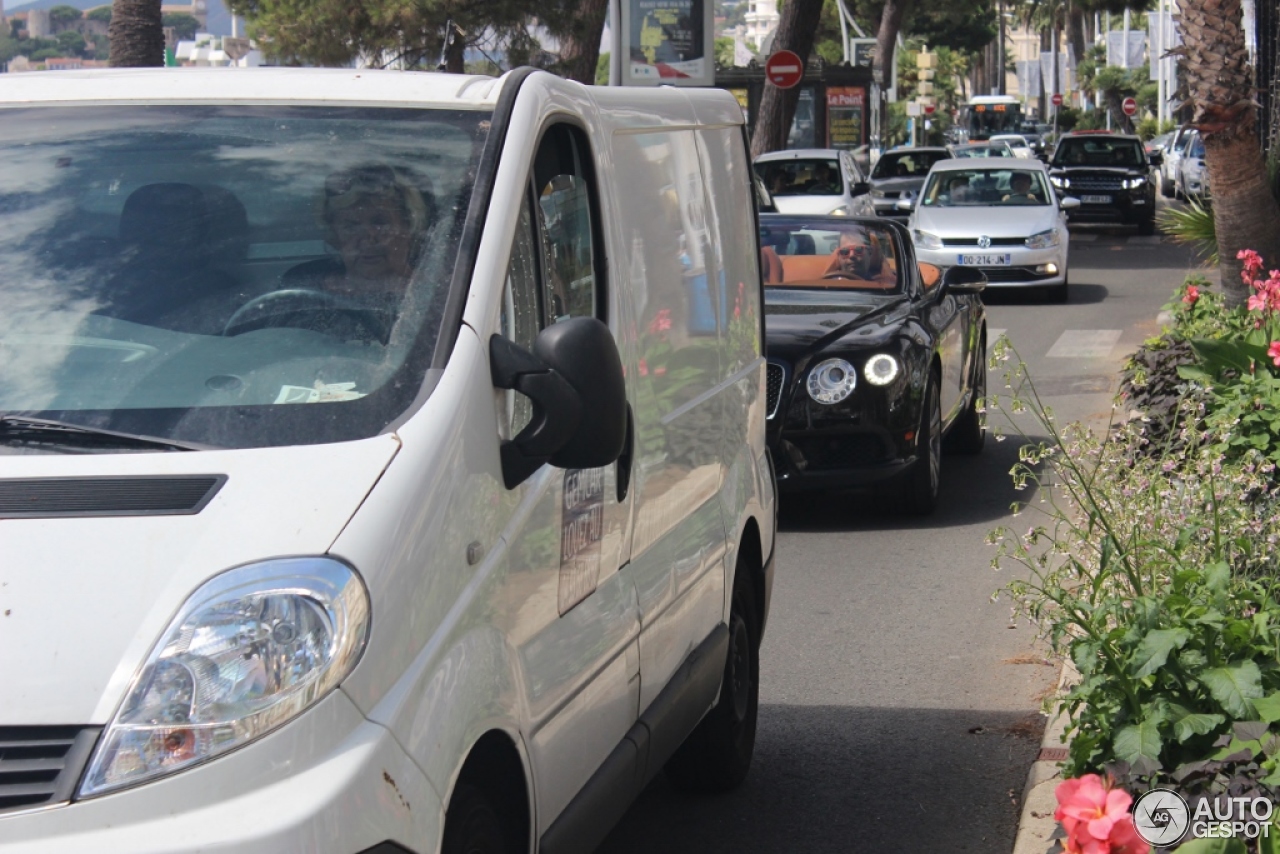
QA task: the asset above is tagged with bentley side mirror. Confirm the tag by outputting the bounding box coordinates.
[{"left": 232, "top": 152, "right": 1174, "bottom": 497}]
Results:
[
  {"left": 941, "top": 265, "right": 987, "bottom": 294},
  {"left": 490, "top": 317, "right": 627, "bottom": 489},
  {"left": 1060, "top": 196, "right": 1082, "bottom": 211}
]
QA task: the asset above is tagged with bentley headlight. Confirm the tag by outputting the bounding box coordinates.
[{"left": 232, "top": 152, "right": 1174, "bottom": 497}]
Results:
[
  {"left": 1123, "top": 176, "right": 1146, "bottom": 189},
  {"left": 1025, "top": 229, "right": 1060, "bottom": 249},
  {"left": 864, "top": 354, "right": 901, "bottom": 386},
  {"left": 79, "top": 558, "right": 370, "bottom": 797},
  {"left": 807, "top": 358, "right": 857, "bottom": 404},
  {"left": 1050, "top": 175, "right": 1069, "bottom": 189},
  {"left": 913, "top": 229, "right": 944, "bottom": 250}
]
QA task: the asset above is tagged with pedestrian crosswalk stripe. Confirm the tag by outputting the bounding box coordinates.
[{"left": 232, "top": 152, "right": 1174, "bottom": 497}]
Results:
[{"left": 1046, "top": 329, "right": 1122, "bottom": 359}]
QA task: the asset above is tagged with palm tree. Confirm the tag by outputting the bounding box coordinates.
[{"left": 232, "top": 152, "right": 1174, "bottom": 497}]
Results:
[
  {"left": 1176, "top": 0, "right": 1280, "bottom": 304},
  {"left": 109, "top": 0, "right": 164, "bottom": 67}
]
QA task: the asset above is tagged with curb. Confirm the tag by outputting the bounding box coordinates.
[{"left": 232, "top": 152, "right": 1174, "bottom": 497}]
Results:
[{"left": 1011, "top": 661, "right": 1079, "bottom": 854}]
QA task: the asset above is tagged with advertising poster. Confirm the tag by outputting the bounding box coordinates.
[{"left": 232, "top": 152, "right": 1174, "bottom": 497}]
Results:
[
  {"left": 623, "top": 0, "right": 714, "bottom": 86},
  {"left": 826, "top": 87, "right": 866, "bottom": 150}
]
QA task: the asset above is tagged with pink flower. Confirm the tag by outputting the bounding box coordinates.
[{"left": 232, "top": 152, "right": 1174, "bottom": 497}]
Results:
[
  {"left": 1183, "top": 285, "right": 1200, "bottom": 305},
  {"left": 647, "top": 309, "right": 672, "bottom": 334},
  {"left": 1054, "top": 776, "right": 1149, "bottom": 854},
  {"left": 1249, "top": 292, "right": 1269, "bottom": 313},
  {"left": 1240, "top": 249, "right": 1265, "bottom": 281},
  {"left": 638, "top": 358, "right": 649, "bottom": 377},
  {"left": 1269, "top": 341, "right": 1280, "bottom": 367}
]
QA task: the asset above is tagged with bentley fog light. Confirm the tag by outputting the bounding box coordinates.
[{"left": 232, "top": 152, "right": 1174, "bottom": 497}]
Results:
[
  {"left": 807, "top": 358, "right": 857, "bottom": 404},
  {"left": 863, "top": 354, "right": 901, "bottom": 386},
  {"left": 80, "top": 558, "right": 370, "bottom": 796}
]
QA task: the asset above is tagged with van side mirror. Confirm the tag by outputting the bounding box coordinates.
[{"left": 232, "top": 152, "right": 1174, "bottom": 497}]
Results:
[
  {"left": 490, "top": 317, "right": 627, "bottom": 489},
  {"left": 941, "top": 265, "right": 987, "bottom": 294}
]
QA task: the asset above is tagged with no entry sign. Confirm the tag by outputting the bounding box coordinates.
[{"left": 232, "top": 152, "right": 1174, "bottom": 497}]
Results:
[
  {"left": 765, "top": 50, "right": 804, "bottom": 89},
  {"left": 1122, "top": 96, "right": 1138, "bottom": 116},
  {"left": 1051, "top": 93, "right": 1063, "bottom": 107}
]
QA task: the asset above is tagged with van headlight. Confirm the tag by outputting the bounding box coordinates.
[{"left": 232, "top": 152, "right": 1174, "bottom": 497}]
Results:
[
  {"left": 913, "top": 229, "right": 944, "bottom": 250},
  {"left": 1025, "top": 229, "right": 1060, "bottom": 249},
  {"left": 807, "top": 358, "right": 858, "bottom": 404},
  {"left": 79, "top": 558, "right": 370, "bottom": 797}
]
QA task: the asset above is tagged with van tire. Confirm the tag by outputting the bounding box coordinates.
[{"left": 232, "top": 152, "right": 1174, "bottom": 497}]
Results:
[
  {"left": 442, "top": 784, "right": 511, "bottom": 854},
  {"left": 664, "top": 570, "right": 759, "bottom": 793},
  {"left": 900, "top": 375, "right": 941, "bottom": 515}
]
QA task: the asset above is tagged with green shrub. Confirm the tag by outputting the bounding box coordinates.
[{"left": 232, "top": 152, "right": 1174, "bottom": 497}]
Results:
[{"left": 1159, "top": 198, "right": 1218, "bottom": 265}]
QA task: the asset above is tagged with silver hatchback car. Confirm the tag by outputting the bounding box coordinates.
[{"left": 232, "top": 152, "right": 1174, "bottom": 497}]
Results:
[{"left": 753, "top": 148, "right": 870, "bottom": 216}]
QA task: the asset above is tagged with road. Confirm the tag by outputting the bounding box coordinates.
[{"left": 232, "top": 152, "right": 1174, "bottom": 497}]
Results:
[{"left": 597, "top": 227, "right": 1203, "bottom": 853}]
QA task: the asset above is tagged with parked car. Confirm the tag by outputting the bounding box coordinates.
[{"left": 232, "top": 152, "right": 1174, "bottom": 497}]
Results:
[
  {"left": 754, "top": 148, "right": 870, "bottom": 216},
  {"left": 850, "top": 146, "right": 952, "bottom": 221},
  {"left": 1047, "top": 130, "right": 1160, "bottom": 234},
  {"left": 990, "top": 134, "right": 1036, "bottom": 159},
  {"left": 0, "top": 67, "right": 776, "bottom": 854},
  {"left": 949, "top": 141, "right": 1016, "bottom": 159},
  {"left": 758, "top": 215, "right": 988, "bottom": 513},
  {"left": 902, "top": 157, "right": 1077, "bottom": 302},
  {"left": 1177, "top": 131, "right": 1211, "bottom": 201},
  {"left": 1145, "top": 130, "right": 1174, "bottom": 156},
  {"left": 1160, "top": 125, "right": 1196, "bottom": 197}
]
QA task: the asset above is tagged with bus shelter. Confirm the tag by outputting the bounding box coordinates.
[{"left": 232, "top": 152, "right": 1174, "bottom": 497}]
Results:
[{"left": 715, "top": 62, "right": 875, "bottom": 151}]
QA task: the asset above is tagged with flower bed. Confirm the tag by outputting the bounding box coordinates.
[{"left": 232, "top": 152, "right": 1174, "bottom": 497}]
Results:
[{"left": 989, "top": 252, "right": 1280, "bottom": 851}]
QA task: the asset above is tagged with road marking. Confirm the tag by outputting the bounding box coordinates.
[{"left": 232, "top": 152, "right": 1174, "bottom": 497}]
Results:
[{"left": 1046, "top": 329, "right": 1122, "bottom": 359}]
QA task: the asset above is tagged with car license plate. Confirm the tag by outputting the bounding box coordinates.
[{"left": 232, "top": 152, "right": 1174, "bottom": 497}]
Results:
[
  {"left": 958, "top": 254, "right": 1011, "bottom": 266},
  {"left": 1081, "top": 194, "right": 1112, "bottom": 204}
]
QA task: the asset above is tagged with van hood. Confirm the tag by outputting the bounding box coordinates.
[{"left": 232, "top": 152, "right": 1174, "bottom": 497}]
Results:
[
  {"left": 0, "top": 436, "right": 399, "bottom": 725},
  {"left": 914, "top": 205, "right": 1059, "bottom": 239}
]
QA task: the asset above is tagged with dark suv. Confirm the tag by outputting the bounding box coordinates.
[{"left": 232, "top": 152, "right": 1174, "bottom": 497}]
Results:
[{"left": 1047, "top": 131, "right": 1161, "bottom": 234}]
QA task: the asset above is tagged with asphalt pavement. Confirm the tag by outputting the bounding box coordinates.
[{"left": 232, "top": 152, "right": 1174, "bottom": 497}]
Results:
[{"left": 596, "top": 224, "right": 1203, "bottom": 853}]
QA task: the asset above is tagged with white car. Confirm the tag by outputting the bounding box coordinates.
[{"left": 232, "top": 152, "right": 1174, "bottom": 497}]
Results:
[
  {"left": 753, "top": 148, "right": 870, "bottom": 216},
  {"left": 1177, "top": 131, "right": 1210, "bottom": 200},
  {"left": 991, "top": 134, "right": 1035, "bottom": 159},
  {"left": 902, "top": 157, "right": 1077, "bottom": 302},
  {"left": 0, "top": 68, "right": 776, "bottom": 854},
  {"left": 1161, "top": 126, "right": 1195, "bottom": 197}
]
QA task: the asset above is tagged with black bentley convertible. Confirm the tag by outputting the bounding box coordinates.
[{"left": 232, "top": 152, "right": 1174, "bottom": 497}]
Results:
[{"left": 760, "top": 215, "right": 988, "bottom": 513}]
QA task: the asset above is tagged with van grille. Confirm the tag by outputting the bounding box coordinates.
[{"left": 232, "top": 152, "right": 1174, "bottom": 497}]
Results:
[
  {"left": 766, "top": 363, "right": 786, "bottom": 419},
  {"left": 0, "top": 726, "right": 100, "bottom": 815},
  {"left": 0, "top": 475, "right": 225, "bottom": 519}
]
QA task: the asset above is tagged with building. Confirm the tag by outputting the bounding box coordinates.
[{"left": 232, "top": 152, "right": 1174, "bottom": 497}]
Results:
[
  {"left": 25, "top": 8, "right": 49, "bottom": 38},
  {"left": 744, "top": 0, "right": 779, "bottom": 53}
]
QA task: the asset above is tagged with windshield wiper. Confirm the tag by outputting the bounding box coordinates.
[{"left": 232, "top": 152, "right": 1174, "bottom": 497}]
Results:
[{"left": 0, "top": 416, "right": 204, "bottom": 453}]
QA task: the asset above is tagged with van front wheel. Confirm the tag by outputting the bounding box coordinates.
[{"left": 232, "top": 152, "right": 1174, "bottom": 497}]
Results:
[
  {"left": 664, "top": 572, "right": 759, "bottom": 793},
  {"left": 442, "top": 784, "right": 510, "bottom": 854}
]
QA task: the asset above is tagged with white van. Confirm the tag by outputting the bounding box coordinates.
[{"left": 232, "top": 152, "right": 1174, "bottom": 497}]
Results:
[{"left": 0, "top": 68, "right": 775, "bottom": 854}]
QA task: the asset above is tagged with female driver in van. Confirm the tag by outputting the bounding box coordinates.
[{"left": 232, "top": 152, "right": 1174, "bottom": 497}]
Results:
[{"left": 284, "top": 164, "right": 435, "bottom": 303}]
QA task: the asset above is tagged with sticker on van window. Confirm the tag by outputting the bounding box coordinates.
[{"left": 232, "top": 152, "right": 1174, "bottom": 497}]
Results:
[
  {"left": 274, "top": 382, "right": 366, "bottom": 404},
  {"left": 559, "top": 468, "right": 605, "bottom": 614}
]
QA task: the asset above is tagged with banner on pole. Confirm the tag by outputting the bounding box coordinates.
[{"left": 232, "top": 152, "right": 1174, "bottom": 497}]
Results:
[{"left": 618, "top": 0, "right": 714, "bottom": 86}]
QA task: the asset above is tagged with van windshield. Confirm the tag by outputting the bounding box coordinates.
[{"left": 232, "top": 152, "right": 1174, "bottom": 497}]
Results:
[{"left": 0, "top": 105, "right": 489, "bottom": 450}]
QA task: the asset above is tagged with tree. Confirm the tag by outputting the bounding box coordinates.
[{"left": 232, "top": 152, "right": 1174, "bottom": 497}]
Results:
[
  {"left": 542, "top": 0, "right": 609, "bottom": 83},
  {"left": 229, "top": 0, "right": 538, "bottom": 73},
  {"left": 749, "top": 0, "right": 826, "bottom": 156},
  {"left": 109, "top": 0, "right": 164, "bottom": 67},
  {"left": 1176, "top": 0, "right": 1280, "bottom": 304},
  {"left": 162, "top": 12, "right": 200, "bottom": 41},
  {"left": 87, "top": 7, "right": 114, "bottom": 25},
  {"left": 57, "top": 30, "right": 88, "bottom": 57},
  {"left": 0, "top": 28, "right": 19, "bottom": 63},
  {"left": 48, "top": 5, "right": 84, "bottom": 33}
]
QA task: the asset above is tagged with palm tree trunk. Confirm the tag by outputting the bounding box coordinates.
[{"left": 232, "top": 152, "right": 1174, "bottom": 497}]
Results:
[
  {"left": 1179, "top": 0, "right": 1280, "bottom": 304},
  {"left": 552, "top": 0, "right": 609, "bottom": 84},
  {"left": 749, "top": 0, "right": 827, "bottom": 157},
  {"left": 108, "top": 0, "right": 163, "bottom": 67}
]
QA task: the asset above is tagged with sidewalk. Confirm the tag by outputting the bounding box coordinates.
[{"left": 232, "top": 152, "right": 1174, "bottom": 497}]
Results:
[{"left": 1011, "top": 662, "right": 1080, "bottom": 854}]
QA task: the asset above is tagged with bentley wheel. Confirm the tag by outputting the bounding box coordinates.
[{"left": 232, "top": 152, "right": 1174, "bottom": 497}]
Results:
[
  {"left": 901, "top": 375, "right": 941, "bottom": 515},
  {"left": 946, "top": 345, "right": 986, "bottom": 455},
  {"left": 665, "top": 563, "right": 759, "bottom": 793}
]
